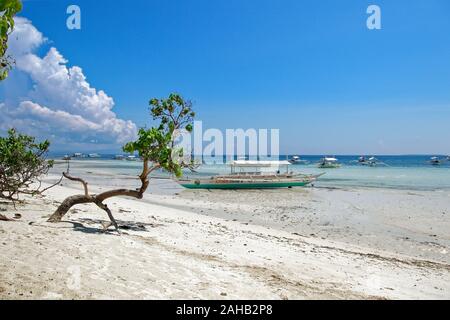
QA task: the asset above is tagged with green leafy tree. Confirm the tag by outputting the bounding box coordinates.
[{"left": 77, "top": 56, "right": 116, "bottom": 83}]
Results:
[
  {"left": 0, "top": 128, "right": 54, "bottom": 201},
  {"left": 48, "top": 93, "right": 196, "bottom": 232},
  {"left": 0, "top": 0, "right": 22, "bottom": 81}
]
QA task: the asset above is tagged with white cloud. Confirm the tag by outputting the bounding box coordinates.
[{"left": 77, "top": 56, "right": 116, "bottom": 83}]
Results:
[
  {"left": 17, "top": 101, "right": 102, "bottom": 132},
  {"left": 7, "top": 17, "right": 45, "bottom": 56},
  {"left": 1, "top": 17, "right": 137, "bottom": 149}
]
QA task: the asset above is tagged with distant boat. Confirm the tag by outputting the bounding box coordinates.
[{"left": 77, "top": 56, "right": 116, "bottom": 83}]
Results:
[
  {"left": 114, "top": 155, "right": 125, "bottom": 160},
  {"left": 62, "top": 155, "right": 71, "bottom": 160},
  {"left": 429, "top": 156, "right": 443, "bottom": 165},
  {"left": 288, "top": 155, "right": 308, "bottom": 165},
  {"left": 177, "top": 160, "right": 324, "bottom": 189},
  {"left": 354, "top": 156, "right": 387, "bottom": 167},
  {"left": 126, "top": 155, "right": 139, "bottom": 161},
  {"left": 72, "top": 152, "right": 84, "bottom": 158},
  {"left": 88, "top": 153, "right": 101, "bottom": 158},
  {"left": 318, "top": 157, "right": 341, "bottom": 168}
]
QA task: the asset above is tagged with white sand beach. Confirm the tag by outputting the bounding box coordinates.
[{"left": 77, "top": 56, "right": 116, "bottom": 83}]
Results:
[{"left": 1, "top": 169, "right": 450, "bottom": 300}]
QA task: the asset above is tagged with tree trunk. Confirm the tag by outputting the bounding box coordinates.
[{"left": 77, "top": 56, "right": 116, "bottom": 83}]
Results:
[
  {"left": 47, "top": 162, "right": 158, "bottom": 231},
  {"left": 47, "top": 189, "right": 144, "bottom": 229},
  {"left": 47, "top": 194, "right": 93, "bottom": 222}
]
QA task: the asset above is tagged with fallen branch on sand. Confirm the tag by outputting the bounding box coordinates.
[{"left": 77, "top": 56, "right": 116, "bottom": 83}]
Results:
[
  {"left": 47, "top": 93, "right": 197, "bottom": 232},
  {"left": 0, "top": 213, "right": 13, "bottom": 221}
]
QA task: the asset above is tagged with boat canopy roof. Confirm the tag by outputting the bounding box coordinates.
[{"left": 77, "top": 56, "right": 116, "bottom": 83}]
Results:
[
  {"left": 230, "top": 160, "right": 291, "bottom": 167},
  {"left": 323, "top": 157, "right": 338, "bottom": 162}
]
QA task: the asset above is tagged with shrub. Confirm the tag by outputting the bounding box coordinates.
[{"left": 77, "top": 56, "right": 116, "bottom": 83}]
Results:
[{"left": 0, "top": 128, "right": 53, "bottom": 201}]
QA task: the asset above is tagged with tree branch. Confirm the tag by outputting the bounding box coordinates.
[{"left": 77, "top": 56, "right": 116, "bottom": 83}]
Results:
[
  {"left": 94, "top": 199, "right": 120, "bottom": 233},
  {"left": 38, "top": 174, "right": 64, "bottom": 194},
  {"left": 63, "top": 172, "right": 89, "bottom": 196}
]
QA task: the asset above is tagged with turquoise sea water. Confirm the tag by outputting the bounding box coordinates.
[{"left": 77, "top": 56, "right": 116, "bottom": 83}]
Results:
[{"left": 50, "top": 155, "right": 450, "bottom": 191}]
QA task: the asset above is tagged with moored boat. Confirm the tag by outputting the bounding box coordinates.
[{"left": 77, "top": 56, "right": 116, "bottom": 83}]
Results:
[
  {"left": 429, "top": 156, "right": 443, "bottom": 165},
  {"left": 71, "top": 152, "right": 84, "bottom": 158},
  {"left": 318, "top": 157, "right": 341, "bottom": 168},
  {"left": 177, "top": 160, "right": 323, "bottom": 189},
  {"left": 88, "top": 153, "right": 101, "bottom": 158},
  {"left": 126, "top": 155, "right": 139, "bottom": 161},
  {"left": 288, "top": 155, "right": 308, "bottom": 165},
  {"left": 354, "top": 156, "right": 387, "bottom": 167}
]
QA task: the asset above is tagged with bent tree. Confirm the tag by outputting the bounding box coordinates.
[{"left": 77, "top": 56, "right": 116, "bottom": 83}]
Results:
[{"left": 47, "top": 93, "right": 196, "bottom": 231}]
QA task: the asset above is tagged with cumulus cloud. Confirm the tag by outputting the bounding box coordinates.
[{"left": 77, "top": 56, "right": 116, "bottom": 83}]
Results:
[
  {"left": 1, "top": 17, "right": 137, "bottom": 149},
  {"left": 7, "top": 17, "right": 45, "bottom": 56}
]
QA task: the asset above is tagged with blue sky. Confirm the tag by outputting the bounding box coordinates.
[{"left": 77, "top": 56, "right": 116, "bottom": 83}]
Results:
[{"left": 1, "top": 0, "right": 450, "bottom": 154}]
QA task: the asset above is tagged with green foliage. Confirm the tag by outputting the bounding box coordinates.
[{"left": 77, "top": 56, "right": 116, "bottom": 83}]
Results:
[
  {"left": 123, "top": 93, "right": 195, "bottom": 178},
  {"left": 0, "top": 0, "right": 22, "bottom": 81},
  {"left": 149, "top": 93, "right": 195, "bottom": 133},
  {"left": 0, "top": 128, "right": 53, "bottom": 200}
]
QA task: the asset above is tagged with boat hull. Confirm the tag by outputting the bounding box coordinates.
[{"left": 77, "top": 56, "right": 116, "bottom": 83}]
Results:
[
  {"left": 289, "top": 161, "right": 308, "bottom": 165},
  {"left": 318, "top": 164, "right": 341, "bottom": 169},
  {"left": 179, "top": 180, "right": 312, "bottom": 189}
]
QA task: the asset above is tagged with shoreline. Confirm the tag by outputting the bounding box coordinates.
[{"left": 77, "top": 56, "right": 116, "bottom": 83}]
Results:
[{"left": 48, "top": 158, "right": 450, "bottom": 192}]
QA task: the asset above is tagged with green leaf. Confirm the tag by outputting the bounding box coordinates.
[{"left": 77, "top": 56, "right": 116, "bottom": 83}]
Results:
[
  {"left": 121, "top": 93, "right": 196, "bottom": 178},
  {"left": 0, "top": 0, "right": 22, "bottom": 82}
]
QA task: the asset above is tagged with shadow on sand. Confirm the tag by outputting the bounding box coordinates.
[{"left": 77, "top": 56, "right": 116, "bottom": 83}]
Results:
[{"left": 69, "top": 217, "right": 154, "bottom": 233}]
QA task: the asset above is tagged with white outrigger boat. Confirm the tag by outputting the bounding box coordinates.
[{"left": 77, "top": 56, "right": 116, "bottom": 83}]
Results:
[
  {"left": 353, "top": 156, "right": 387, "bottom": 167},
  {"left": 318, "top": 157, "right": 341, "bottom": 168},
  {"left": 88, "top": 153, "right": 101, "bottom": 158},
  {"left": 429, "top": 156, "right": 444, "bottom": 165},
  {"left": 71, "top": 152, "right": 84, "bottom": 158},
  {"left": 126, "top": 155, "right": 140, "bottom": 161},
  {"left": 288, "top": 155, "right": 309, "bottom": 164},
  {"left": 177, "top": 160, "right": 324, "bottom": 189}
]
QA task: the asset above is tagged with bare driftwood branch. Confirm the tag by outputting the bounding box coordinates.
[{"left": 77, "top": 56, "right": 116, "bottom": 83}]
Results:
[
  {"left": 39, "top": 175, "right": 64, "bottom": 194},
  {"left": 62, "top": 172, "right": 89, "bottom": 196},
  {"left": 47, "top": 162, "right": 161, "bottom": 233},
  {"left": 0, "top": 214, "right": 13, "bottom": 221}
]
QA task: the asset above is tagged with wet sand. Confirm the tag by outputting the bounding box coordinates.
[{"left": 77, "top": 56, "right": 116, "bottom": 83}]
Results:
[{"left": 146, "top": 184, "right": 450, "bottom": 264}]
